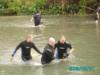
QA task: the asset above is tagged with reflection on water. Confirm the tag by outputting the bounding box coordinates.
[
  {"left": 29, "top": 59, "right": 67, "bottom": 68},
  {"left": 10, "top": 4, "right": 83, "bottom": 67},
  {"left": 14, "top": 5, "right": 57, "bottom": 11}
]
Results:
[{"left": 0, "top": 16, "right": 100, "bottom": 75}]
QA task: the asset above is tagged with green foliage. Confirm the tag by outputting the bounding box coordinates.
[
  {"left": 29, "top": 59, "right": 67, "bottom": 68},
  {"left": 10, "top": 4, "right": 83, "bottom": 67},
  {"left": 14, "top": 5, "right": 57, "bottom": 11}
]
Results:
[
  {"left": 0, "top": 0, "right": 99, "bottom": 15},
  {"left": 47, "top": 4, "right": 63, "bottom": 14},
  {"left": 31, "top": 0, "right": 46, "bottom": 14},
  {"left": 66, "top": 4, "right": 79, "bottom": 14},
  {"left": 8, "top": 0, "right": 21, "bottom": 14},
  {"left": 86, "top": 0, "right": 98, "bottom": 9},
  {"left": 79, "top": 0, "right": 99, "bottom": 14},
  {"left": 79, "top": 0, "right": 86, "bottom": 15},
  {"left": 0, "top": 0, "right": 8, "bottom": 8}
]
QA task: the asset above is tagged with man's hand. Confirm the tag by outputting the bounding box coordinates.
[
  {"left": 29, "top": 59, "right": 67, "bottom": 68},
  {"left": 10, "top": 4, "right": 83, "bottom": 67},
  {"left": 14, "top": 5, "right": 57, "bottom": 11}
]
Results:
[
  {"left": 10, "top": 54, "right": 14, "bottom": 61},
  {"left": 12, "top": 54, "right": 14, "bottom": 57}
]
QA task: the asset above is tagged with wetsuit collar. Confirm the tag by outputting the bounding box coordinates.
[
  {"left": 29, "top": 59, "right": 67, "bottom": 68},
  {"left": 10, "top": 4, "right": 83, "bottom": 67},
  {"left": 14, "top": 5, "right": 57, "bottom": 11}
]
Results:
[{"left": 58, "top": 41, "right": 65, "bottom": 44}]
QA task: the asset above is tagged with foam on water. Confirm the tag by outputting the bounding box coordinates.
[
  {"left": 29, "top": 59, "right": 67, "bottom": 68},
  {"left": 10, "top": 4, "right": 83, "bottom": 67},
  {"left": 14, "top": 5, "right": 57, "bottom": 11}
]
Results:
[
  {"left": 0, "top": 49, "right": 76, "bottom": 67},
  {"left": 18, "top": 24, "right": 45, "bottom": 28},
  {"left": 11, "top": 24, "right": 45, "bottom": 28},
  {"left": 0, "top": 50, "right": 42, "bottom": 66},
  {"left": 0, "top": 56, "right": 42, "bottom": 67}
]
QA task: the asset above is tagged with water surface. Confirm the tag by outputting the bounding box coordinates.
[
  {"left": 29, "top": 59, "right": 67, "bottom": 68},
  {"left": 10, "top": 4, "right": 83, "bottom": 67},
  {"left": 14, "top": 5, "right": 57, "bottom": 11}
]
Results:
[{"left": 0, "top": 15, "right": 100, "bottom": 75}]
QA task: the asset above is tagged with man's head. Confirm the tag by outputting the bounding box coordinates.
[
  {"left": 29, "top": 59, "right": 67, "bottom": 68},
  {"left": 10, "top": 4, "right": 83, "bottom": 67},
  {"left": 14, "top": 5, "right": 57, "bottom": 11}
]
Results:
[
  {"left": 36, "top": 11, "right": 41, "bottom": 15},
  {"left": 60, "top": 35, "right": 66, "bottom": 44},
  {"left": 48, "top": 37, "right": 55, "bottom": 47},
  {"left": 26, "top": 34, "right": 33, "bottom": 42}
]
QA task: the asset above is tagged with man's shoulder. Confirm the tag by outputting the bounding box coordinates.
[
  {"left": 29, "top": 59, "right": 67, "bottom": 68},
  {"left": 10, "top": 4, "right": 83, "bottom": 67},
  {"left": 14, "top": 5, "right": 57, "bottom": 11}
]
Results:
[
  {"left": 44, "top": 44, "right": 53, "bottom": 52},
  {"left": 65, "top": 42, "right": 71, "bottom": 46},
  {"left": 19, "top": 40, "right": 26, "bottom": 44},
  {"left": 55, "top": 41, "right": 60, "bottom": 45},
  {"left": 21, "top": 40, "right": 26, "bottom": 43}
]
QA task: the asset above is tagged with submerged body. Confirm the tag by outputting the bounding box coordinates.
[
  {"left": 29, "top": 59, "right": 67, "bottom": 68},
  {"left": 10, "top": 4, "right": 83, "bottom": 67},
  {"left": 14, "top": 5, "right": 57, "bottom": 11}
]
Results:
[
  {"left": 41, "top": 37, "right": 55, "bottom": 64},
  {"left": 55, "top": 35, "right": 74, "bottom": 59},
  {"left": 95, "top": 12, "right": 99, "bottom": 20},
  {"left": 41, "top": 44, "right": 54, "bottom": 64},
  {"left": 34, "top": 13, "right": 41, "bottom": 26},
  {"left": 95, "top": 6, "right": 100, "bottom": 24},
  {"left": 95, "top": 11, "right": 99, "bottom": 24},
  {"left": 11, "top": 34, "right": 42, "bottom": 61},
  {"left": 12, "top": 41, "right": 42, "bottom": 61},
  {"left": 55, "top": 41, "right": 72, "bottom": 59}
]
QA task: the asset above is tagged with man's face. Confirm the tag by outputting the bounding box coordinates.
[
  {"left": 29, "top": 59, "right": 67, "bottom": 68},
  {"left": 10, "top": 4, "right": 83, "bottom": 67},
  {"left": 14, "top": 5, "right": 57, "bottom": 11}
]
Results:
[
  {"left": 60, "top": 39, "right": 65, "bottom": 44},
  {"left": 60, "top": 36, "right": 66, "bottom": 44},
  {"left": 29, "top": 38, "right": 33, "bottom": 42},
  {"left": 48, "top": 37, "right": 55, "bottom": 47},
  {"left": 26, "top": 35, "right": 33, "bottom": 42}
]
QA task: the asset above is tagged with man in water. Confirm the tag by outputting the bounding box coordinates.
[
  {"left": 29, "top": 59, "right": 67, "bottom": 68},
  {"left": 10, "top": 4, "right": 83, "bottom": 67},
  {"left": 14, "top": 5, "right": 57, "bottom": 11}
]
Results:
[
  {"left": 95, "top": 12, "right": 99, "bottom": 23},
  {"left": 33, "top": 11, "right": 41, "bottom": 26},
  {"left": 41, "top": 37, "right": 55, "bottom": 64},
  {"left": 95, "top": 6, "right": 100, "bottom": 23},
  {"left": 11, "top": 34, "right": 42, "bottom": 61},
  {"left": 55, "top": 35, "right": 74, "bottom": 59}
]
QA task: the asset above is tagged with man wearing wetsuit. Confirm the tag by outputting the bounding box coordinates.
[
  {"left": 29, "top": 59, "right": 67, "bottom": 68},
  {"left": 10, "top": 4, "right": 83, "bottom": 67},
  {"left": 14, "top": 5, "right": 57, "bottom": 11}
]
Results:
[
  {"left": 34, "top": 11, "right": 41, "bottom": 26},
  {"left": 95, "top": 7, "right": 100, "bottom": 21},
  {"left": 41, "top": 37, "right": 55, "bottom": 64},
  {"left": 95, "top": 12, "right": 99, "bottom": 21},
  {"left": 11, "top": 34, "right": 42, "bottom": 61},
  {"left": 55, "top": 35, "right": 74, "bottom": 59}
]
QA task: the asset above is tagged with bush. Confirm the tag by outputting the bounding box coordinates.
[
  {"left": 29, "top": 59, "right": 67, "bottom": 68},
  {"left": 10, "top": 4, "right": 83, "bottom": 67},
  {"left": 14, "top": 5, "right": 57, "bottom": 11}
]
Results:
[
  {"left": 0, "top": 0, "right": 99, "bottom": 15},
  {"left": 66, "top": 4, "right": 79, "bottom": 14},
  {"left": 0, "top": 9, "right": 17, "bottom": 15},
  {"left": 31, "top": 0, "right": 46, "bottom": 14},
  {"left": 47, "top": 4, "right": 63, "bottom": 14}
]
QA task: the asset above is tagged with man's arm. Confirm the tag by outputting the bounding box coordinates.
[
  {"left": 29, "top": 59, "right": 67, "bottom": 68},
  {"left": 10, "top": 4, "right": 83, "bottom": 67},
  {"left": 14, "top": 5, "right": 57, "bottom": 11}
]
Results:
[
  {"left": 12, "top": 43, "right": 21, "bottom": 57},
  {"left": 54, "top": 43, "right": 57, "bottom": 49},
  {"left": 67, "top": 43, "right": 74, "bottom": 54},
  {"left": 97, "top": 13, "right": 99, "bottom": 19},
  {"left": 32, "top": 43, "right": 42, "bottom": 55},
  {"left": 69, "top": 48, "right": 74, "bottom": 54}
]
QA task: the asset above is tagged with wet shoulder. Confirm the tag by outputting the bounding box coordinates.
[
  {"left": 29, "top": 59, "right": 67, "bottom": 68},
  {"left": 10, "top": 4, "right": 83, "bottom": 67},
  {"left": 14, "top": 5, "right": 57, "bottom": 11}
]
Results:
[
  {"left": 65, "top": 42, "right": 72, "bottom": 49},
  {"left": 44, "top": 44, "right": 53, "bottom": 52},
  {"left": 55, "top": 41, "right": 61, "bottom": 46},
  {"left": 65, "top": 42, "right": 71, "bottom": 46},
  {"left": 20, "top": 40, "right": 33, "bottom": 45}
]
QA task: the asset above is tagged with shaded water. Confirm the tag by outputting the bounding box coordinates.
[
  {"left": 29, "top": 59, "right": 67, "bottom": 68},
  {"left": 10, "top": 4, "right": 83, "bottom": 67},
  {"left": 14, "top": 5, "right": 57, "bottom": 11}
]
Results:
[{"left": 0, "top": 15, "right": 100, "bottom": 75}]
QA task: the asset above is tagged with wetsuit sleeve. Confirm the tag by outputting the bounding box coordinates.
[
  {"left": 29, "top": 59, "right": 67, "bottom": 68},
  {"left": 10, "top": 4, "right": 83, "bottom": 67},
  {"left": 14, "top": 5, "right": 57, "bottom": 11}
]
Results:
[
  {"left": 12, "top": 42, "right": 21, "bottom": 57},
  {"left": 67, "top": 43, "right": 72, "bottom": 49},
  {"left": 32, "top": 43, "right": 42, "bottom": 55},
  {"left": 54, "top": 43, "right": 57, "bottom": 49}
]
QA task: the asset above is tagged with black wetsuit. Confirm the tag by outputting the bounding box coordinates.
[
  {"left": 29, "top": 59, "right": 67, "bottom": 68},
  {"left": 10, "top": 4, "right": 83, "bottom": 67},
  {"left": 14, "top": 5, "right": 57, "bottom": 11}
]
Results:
[
  {"left": 12, "top": 40, "right": 42, "bottom": 61},
  {"left": 41, "top": 44, "right": 54, "bottom": 64},
  {"left": 55, "top": 41, "right": 72, "bottom": 59},
  {"left": 34, "top": 14, "right": 41, "bottom": 26}
]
